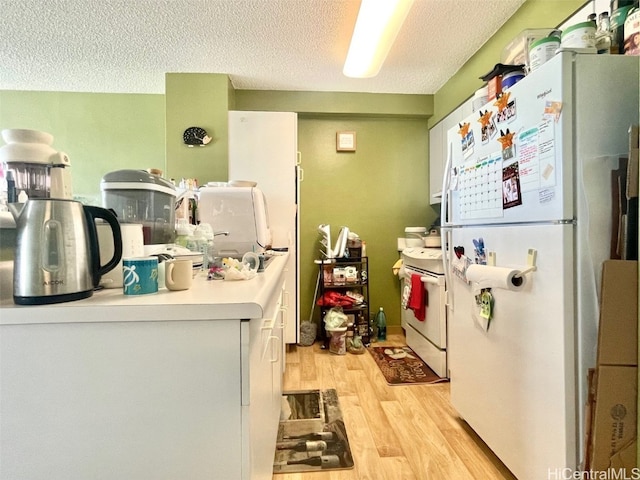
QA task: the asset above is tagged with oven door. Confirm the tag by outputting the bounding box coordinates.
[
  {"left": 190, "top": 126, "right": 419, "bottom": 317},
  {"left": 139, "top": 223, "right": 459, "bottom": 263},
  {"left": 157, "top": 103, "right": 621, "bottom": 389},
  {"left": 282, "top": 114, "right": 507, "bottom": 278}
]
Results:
[{"left": 401, "top": 269, "right": 446, "bottom": 348}]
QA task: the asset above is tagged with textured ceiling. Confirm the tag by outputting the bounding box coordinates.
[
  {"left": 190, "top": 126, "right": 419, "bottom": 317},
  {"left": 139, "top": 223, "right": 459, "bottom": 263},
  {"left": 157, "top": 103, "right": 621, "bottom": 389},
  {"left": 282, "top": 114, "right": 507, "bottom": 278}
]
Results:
[{"left": 0, "top": 0, "right": 527, "bottom": 95}]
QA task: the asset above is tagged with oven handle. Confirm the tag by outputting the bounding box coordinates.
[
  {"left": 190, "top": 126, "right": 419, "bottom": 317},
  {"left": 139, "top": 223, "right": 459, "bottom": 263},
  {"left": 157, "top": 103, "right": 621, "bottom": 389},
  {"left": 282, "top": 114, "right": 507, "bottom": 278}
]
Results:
[{"left": 421, "top": 275, "right": 443, "bottom": 286}]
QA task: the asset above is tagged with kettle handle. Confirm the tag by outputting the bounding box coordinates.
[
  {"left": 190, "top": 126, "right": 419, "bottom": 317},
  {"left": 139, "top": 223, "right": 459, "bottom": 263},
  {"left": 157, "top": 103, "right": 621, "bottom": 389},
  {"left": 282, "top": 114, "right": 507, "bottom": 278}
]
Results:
[{"left": 84, "top": 206, "right": 123, "bottom": 288}]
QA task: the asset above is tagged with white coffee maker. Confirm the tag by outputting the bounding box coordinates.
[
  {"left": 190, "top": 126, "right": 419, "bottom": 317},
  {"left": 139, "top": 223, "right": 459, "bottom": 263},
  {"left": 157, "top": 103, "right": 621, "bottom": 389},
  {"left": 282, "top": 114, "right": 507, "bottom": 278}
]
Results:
[{"left": 0, "top": 129, "right": 72, "bottom": 200}]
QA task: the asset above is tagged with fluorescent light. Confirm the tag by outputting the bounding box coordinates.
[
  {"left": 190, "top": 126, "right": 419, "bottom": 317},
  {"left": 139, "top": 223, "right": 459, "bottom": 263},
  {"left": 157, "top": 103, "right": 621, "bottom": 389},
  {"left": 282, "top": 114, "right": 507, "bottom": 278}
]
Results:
[{"left": 343, "top": 0, "right": 415, "bottom": 78}]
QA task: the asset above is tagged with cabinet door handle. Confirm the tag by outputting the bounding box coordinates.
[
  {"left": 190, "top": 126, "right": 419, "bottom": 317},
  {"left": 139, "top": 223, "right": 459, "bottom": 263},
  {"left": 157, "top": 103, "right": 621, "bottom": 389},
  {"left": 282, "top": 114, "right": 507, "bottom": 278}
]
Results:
[
  {"left": 268, "top": 335, "right": 280, "bottom": 363},
  {"left": 283, "top": 290, "right": 290, "bottom": 309}
]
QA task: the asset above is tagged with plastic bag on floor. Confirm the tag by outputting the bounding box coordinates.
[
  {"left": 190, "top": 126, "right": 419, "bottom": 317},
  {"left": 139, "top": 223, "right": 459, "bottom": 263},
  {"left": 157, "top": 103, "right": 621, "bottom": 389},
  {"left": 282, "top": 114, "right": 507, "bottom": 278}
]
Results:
[{"left": 323, "top": 307, "right": 348, "bottom": 329}]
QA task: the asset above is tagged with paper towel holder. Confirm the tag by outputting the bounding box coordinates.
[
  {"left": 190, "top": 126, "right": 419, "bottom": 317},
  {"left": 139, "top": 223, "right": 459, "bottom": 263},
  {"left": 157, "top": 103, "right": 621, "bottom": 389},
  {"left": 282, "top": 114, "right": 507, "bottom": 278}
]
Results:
[
  {"left": 514, "top": 248, "right": 537, "bottom": 278},
  {"left": 486, "top": 248, "right": 537, "bottom": 278}
]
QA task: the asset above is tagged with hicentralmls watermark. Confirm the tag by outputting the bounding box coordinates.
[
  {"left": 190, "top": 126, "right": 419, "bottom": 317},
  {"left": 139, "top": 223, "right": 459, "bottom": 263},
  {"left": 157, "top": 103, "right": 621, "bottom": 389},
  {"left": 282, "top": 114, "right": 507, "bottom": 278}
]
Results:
[{"left": 548, "top": 468, "right": 640, "bottom": 480}]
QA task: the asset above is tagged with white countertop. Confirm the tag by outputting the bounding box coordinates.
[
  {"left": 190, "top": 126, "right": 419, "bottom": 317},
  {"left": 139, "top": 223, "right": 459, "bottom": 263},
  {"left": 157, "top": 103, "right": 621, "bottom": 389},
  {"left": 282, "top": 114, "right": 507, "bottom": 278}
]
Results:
[{"left": 0, "top": 254, "right": 288, "bottom": 325}]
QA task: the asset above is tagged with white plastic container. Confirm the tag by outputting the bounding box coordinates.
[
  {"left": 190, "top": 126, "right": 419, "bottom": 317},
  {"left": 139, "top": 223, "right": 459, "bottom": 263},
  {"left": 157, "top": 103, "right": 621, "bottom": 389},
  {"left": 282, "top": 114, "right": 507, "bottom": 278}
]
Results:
[
  {"left": 472, "top": 86, "right": 490, "bottom": 112},
  {"left": 501, "top": 69, "right": 525, "bottom": 90},
  {"left": 529, "top": 36, "right": 560, "bottom": 72},
  {"left": 561, "top": 21, "right": 596, "bottom": 49},
  {"left": 501, "top": 28, "right": 555, "bottom": 68},
  {"left": 404, "top": 227, "right": 426, "bottom": 247}
]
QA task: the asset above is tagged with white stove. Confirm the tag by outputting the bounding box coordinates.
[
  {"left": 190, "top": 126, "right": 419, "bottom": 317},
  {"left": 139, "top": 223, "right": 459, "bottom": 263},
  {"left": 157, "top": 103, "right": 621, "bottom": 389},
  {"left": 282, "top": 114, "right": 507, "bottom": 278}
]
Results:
[
  {"left": 401, "top": 247, "right": 444, "bottom": 273},
  {"left": 400, "top": 247, "right": 447, "bottom": 378}
]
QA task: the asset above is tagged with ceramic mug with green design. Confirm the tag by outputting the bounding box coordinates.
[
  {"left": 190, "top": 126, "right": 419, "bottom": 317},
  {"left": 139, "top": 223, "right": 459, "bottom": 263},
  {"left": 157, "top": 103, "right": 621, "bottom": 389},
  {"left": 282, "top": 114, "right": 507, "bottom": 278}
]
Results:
[{"left": 123, "top": 257, "right": 159, "bottom": 295}]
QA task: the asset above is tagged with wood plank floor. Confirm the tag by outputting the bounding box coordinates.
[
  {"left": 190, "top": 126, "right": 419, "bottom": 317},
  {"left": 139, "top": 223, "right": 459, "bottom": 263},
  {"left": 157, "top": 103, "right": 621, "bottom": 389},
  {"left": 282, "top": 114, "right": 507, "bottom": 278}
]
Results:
[{"left": 273, "top": 332, "right": 517, "bottom": 480}]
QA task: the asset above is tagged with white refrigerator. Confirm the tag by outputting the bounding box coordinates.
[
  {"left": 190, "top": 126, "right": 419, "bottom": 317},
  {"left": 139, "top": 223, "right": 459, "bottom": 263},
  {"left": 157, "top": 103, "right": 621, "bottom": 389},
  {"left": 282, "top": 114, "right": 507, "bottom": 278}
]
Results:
[
  {"left": 441, "top": 52, "right": 638, "bottom": 480},
  {"left": 228, "top": 110, "right": 300, "bottom": 345}
]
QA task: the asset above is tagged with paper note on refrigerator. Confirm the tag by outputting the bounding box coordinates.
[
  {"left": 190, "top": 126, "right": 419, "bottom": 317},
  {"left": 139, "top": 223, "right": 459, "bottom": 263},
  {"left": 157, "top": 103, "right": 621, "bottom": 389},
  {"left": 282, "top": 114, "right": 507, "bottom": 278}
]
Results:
[
  {"left": 516, "top": 119, "right": 557, "bottom": 194},
  {"left": 537, "top": 118, "right": 556, "bottom": 189},
  {"left": 517, "top": 127, "right": 540, "bottom": 192}
]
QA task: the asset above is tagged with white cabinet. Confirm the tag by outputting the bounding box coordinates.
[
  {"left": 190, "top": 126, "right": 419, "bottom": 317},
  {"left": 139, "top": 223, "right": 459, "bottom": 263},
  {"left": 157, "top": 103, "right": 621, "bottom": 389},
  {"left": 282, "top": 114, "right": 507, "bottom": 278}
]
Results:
[
  {"left": 429, "top": 121, "right": 444, "bottom": 204},
  {"left": 243, "top": 278, "right": 285, "bottom": 480},
  {"left": 1, "top": 319, "right": 244, "bottom": 480},
  {"left": 429, "top": 98, "right": 474, "bottom": 205},
  {"left": 0, "top": 262, "right": 288, "bottom": 480}
]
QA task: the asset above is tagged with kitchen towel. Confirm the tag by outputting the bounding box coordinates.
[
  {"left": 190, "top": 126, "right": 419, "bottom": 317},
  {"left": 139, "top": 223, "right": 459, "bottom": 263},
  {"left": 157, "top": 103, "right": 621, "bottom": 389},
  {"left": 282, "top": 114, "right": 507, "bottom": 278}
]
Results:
[{"left": 408, "top": 274, "right": 427, "bottom": 321}]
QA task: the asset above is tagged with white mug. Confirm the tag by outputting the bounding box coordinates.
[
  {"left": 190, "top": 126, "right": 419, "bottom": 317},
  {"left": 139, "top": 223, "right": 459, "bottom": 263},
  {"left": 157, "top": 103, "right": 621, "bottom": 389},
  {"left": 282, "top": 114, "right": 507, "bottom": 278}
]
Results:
[{"left": 165, "top": 258, "right": 193, "bottom": 291}]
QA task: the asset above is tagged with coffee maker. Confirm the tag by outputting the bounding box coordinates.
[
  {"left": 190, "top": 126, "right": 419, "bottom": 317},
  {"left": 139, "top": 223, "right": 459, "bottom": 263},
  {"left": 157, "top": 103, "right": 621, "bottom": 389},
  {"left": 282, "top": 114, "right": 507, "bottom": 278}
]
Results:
[{"left": 0, "top": 129, "right": 72, "bottom": 200}]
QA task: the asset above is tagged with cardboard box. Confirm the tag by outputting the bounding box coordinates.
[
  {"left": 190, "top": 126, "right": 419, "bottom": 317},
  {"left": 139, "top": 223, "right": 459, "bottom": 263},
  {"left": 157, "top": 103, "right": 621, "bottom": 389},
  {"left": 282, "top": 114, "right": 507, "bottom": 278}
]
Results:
[
  {"left": 586, "top": 259, "right": 639, "bottom": 472},
  {"left": 589, "top": 365, "right": 637, "bottom": 472},
  {"left": 596, "top": 260, "right": 638, "bottom": 366}
]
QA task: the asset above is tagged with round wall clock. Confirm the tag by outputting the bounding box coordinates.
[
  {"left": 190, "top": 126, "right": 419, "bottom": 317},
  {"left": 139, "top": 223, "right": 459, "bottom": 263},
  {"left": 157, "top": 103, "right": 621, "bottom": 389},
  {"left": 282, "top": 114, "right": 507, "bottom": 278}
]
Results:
[{"left": 183, "top": 126, "right": 212, "bottom": 147}]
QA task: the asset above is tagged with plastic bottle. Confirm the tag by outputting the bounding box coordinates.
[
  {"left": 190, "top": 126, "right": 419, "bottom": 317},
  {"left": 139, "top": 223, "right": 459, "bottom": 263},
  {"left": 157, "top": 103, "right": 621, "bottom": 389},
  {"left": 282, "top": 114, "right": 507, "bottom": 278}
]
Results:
[
  {"left": 611, "top": 0, "right": 636, "bottom": 54},
  {"left": 188, "top": 226, "right": 205, "bottom": 255},
  {"left": 624, "top": 3, "right": 640, "bottom": 54},
  {"left": 376, "top": 307, "right": 387, "bottom": 341},
  {"left": 595, "top": 11, "right": 612, "bottom": 53},
  {"left": 174, "top": 219, "right": 193, "bottom": 248},
  {"left": 193, "top": 223, "right": 214, "bottom": 269}
]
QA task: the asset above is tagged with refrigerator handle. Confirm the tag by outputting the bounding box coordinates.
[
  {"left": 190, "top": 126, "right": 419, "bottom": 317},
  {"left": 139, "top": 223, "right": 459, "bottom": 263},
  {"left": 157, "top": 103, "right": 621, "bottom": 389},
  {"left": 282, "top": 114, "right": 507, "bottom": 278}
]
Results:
[
  {"left": 441, "top": 229, "right": 453, "bottom": 313},
  {"left": 440, "top": 140, "right": 453, "bottom": 228},
  {"left": 440, "top": 141, "right": 454, "bottom": 312}
]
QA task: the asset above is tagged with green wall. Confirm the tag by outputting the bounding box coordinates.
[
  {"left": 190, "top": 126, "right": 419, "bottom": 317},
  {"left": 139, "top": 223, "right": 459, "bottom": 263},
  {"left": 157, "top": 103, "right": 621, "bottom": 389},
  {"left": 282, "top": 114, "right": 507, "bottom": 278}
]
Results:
[
  {"left": 430, "top": 0, "right": 584, "bottom": 126},
  {"left": 0, "top": 90, "right": 165, "bottom": 202},
  {"left": 165, "top": 73, "right": 233, "bottom": 184},
  {"left": 297, "top": 115, "right": 433, "bottom": 328}
]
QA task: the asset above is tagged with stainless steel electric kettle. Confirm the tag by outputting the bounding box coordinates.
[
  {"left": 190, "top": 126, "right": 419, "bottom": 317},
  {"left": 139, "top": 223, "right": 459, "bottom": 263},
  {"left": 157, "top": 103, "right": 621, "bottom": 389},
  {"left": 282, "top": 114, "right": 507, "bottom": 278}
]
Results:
[{"left": 9, "top": 199, "right": 122, "bottom": 305}]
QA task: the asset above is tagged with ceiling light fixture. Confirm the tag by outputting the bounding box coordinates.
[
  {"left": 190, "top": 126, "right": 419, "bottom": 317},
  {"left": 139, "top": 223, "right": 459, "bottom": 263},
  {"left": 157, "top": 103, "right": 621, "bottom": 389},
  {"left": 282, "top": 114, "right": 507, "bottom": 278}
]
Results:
[{"left": 343, "top": 0, "right": 415, "bottom": 78}]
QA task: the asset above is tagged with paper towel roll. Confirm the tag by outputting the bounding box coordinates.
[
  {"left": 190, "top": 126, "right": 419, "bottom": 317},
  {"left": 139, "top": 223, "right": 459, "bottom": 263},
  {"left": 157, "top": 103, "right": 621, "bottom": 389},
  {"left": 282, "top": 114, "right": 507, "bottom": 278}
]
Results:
[{"left": 465, "top": 264, "right": 526, "bottom": 291}]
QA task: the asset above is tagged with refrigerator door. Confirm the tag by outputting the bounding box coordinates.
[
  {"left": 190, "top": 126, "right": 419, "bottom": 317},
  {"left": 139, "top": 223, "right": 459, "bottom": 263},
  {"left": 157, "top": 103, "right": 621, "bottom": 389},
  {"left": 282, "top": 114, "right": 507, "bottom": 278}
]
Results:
[
  {"left": 447, "top": 223, "right": 576, "bottom": 480},
  {"left": 228, "top": 111, "right": 300, "bottom": 344},
  {"left": 445, "top": 53, "right": 570, "bottom": 227},
  {"left": 444, "top": 52, "right": 639, "bottom": 229}
]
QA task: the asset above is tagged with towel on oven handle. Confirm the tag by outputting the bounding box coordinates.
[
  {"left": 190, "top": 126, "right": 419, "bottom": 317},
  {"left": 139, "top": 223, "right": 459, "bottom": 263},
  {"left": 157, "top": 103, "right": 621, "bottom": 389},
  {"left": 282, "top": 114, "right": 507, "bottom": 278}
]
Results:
[{"left": 408, "top": 274, "right": 427, "bottom": 321}]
